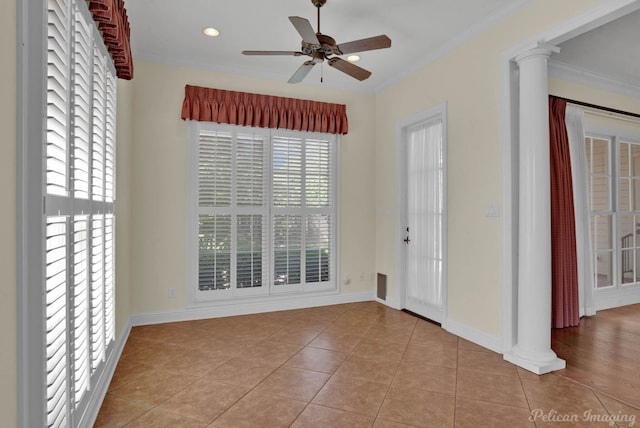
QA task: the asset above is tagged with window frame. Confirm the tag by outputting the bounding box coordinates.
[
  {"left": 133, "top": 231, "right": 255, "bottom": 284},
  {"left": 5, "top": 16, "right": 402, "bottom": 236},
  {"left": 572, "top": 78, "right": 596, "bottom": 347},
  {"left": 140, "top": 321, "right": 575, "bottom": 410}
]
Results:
[
  {"left": 585, "top": 124, "right": 640, "bottom": 296},
  {"left": 186, "top": 121, "right": 340, "bottom": 306}
]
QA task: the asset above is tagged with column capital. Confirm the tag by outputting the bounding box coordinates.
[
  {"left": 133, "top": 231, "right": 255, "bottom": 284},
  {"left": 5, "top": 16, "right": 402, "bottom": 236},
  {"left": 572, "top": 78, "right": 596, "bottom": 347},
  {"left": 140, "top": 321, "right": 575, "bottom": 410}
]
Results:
[{"left": 515, "top": 42, "right": 560, "bottom": 65}]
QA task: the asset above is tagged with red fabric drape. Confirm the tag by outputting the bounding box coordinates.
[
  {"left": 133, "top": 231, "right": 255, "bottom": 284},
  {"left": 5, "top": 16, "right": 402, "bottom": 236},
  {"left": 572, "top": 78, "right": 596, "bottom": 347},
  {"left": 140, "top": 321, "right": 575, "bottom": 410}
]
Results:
[
  {"left": 181, "top": 85, "right": 349, "bottom": 135},
  {"left": 88, "top": 0, "right": 134, "bottom": 80},
  {"left": 549, "top": 97, "right": 580, "bottom": 328}
]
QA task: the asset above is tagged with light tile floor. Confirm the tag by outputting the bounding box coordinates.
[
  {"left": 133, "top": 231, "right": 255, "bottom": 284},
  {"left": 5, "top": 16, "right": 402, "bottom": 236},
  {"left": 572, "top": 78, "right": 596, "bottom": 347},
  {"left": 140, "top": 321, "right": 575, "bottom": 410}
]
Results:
[{"left": 96, "top": 302, "right": 640, "bottom": 427}]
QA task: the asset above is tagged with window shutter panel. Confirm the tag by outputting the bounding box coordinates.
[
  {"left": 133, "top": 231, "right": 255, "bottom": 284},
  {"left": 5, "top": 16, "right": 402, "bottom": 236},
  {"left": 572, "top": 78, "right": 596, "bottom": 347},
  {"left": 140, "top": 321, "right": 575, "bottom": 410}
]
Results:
[
  {"left": 236, "top": 133, "right": 265, "bottom": 207},
  {"left": 105, "top": 74, "right": 117, "bottom": 203},
  {"left": 47, "top": 0, "right": 71, "bottom": 197},
  {"left": 199, "top": 132, "right": 232, "bottom": 207},
  {"left": 273, "top": 136, "right": 302, "bottom": 207},
  {"left": 305, "top": 214, "right": 331, "bottom": 283},
  {"left": 45, "top": 217, "right": 69, "bottom": 428},
  {"left": 73, "top": 6, "right": 91, "bottom": 199},
  {"left": 104, "top": 215, "right": 115, "bottom": 343},
  {"left": 72, "top": 216, "right": 90, "bottom": 405},
  {"left": 199, "top": 215, "right": 232, "bottom": 290},
  {"left": 305, "top": 139, "right": 332, "bottom": 208},
  {"left": 274, "top": 214, "right": 302, "bottom": 285},
  {"left": 90, "top": 215, "right": 105, "bottom": 370},
  {"left": 91, "top": 49, "right": 106, "bottom": 202}
]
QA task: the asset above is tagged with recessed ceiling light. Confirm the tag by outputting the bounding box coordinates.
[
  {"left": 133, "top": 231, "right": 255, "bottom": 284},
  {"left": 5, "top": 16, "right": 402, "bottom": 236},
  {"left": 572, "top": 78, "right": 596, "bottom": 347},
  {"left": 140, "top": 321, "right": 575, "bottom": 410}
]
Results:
[
  {"left": 346, "top": 55, "right": 360, "bottom": 62},
  {"left": 203, "top": 27, "right": 220, "bottom": 37}
]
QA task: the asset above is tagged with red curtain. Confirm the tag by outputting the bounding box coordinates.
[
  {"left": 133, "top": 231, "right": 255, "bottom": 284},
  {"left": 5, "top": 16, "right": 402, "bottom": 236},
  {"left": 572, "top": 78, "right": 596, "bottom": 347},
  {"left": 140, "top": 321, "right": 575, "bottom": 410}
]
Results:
[
  {"left": 88, "top": 0, "right": 134, "bottom": 80},
  {"left": 181, "top": 85, "right": 349, "bottom": 135},
  {"left": 549, "top": 97, "right": 580, "bottom": 328}
]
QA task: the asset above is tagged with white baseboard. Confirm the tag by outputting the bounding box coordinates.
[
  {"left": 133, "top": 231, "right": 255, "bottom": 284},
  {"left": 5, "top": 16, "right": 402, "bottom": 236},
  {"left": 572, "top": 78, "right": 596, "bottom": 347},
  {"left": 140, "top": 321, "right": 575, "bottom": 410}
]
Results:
[
  {"left": 377, "top": 294, "right": 401, "bottom": 310},
  {"left": 131, "top": 291, "right": 376, "bottom": 326},
  {"left": 593, "top": 287, "right": 640, "bottom": 312},
  {"left": 82, "top": 319, "right": 133, "bottom": 428},
  {"left": 445, "top": 317, "right": 502, "bottom": 354}
]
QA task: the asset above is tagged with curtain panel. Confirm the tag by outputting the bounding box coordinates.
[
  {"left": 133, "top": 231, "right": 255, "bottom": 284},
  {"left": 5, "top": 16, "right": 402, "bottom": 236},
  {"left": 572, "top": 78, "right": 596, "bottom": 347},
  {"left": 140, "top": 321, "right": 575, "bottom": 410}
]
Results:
[
  {"left": 181, "top": 85, "right": 349, "bottom": 135},
  {"left": 88, "top": 0, "right": 134, "bottom": 79},
  {"left": 549, "top": 96, "right": 581, "bottom": 328}
]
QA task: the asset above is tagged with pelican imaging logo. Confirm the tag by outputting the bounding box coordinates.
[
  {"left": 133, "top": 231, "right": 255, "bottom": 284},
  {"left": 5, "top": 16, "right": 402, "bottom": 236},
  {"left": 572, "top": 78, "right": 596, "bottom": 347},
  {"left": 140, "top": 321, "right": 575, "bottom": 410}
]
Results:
[{"left": 529, "top": 409, "right": 636, "bottom": 426}]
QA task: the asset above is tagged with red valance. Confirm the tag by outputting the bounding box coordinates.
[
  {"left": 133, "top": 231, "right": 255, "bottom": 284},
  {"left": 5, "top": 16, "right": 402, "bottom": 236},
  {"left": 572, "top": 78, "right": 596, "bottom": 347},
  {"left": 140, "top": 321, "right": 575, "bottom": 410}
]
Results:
[
  {"left": 88, "top": 0, "right": 134, "bottom": 80},
  {"left": 181, "top": 85, "right": 349, "bottom": 135}
]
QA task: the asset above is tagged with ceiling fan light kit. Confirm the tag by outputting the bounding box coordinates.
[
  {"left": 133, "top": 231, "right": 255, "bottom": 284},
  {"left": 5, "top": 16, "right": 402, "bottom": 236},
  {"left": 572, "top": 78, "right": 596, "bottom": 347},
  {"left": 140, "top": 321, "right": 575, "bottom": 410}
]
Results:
[{"left": 242, "top": 0, "right": 391, "bottom": 83}]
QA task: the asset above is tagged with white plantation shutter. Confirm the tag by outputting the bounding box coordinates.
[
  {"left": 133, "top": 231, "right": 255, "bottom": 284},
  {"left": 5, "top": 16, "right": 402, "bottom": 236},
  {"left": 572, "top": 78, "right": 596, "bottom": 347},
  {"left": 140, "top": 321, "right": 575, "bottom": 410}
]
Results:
[
  {"left": 190, "top": 123, "right": 337, "bottom": 301},
  {"left": 91, "top": 49, "right": 106, "bottom": 202},
  {"left": 90, "top": 215, "right": 105, "bottom": 371},
  {"left": 273, "top": 136, "right": 303, "bottom": 207},
  {"left": 105, "top": 75, "right": 117, "bottom": 203},
  {"left": 38, "top": 0, "right": 118, "bottom": 426},
  {"left": 47, "top": 0, "right": 71, "bottom": 197},
  {"left": 72, "top": 216, "right": 89, "bottom": 405},
  {"left": 104, "top": 215, "right": 115, "bottom": 343},
  {"left": 72, "top": 7, "right": 91, "bottom": 200},
  {"left": 45, "top": 217, "right": 69, "bottom": 428},
  {"left": 197, "top": 128, "right": 269, "bottom": 295}
]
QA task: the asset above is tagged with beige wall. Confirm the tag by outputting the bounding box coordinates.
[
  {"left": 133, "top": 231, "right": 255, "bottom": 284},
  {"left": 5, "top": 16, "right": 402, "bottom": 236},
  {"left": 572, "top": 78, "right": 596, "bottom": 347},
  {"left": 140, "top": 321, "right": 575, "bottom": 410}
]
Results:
[
  {"left": 129, "top": 60, "right": 377, "bottom": 314},
  {"left": 374, "top": 0, "right": 605, "bottom": 338},
  {"left": 1, "top": 0, "right": 17, "bottom": 425},
  {"left": 115, "top": 78, "right": 134, "bottom": 335}
]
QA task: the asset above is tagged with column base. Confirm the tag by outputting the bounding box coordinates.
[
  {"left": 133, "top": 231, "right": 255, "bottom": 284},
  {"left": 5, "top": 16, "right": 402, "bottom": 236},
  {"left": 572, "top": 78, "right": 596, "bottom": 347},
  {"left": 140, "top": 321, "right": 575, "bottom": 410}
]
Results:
[{"left": 504, "top": 348, "right": 566, "bottom": 375}]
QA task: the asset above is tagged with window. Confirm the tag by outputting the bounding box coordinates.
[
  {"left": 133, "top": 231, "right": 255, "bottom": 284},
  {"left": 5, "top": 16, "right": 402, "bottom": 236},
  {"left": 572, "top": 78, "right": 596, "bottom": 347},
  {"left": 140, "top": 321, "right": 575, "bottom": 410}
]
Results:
[
  {"left": 586, "top": 130, "right": 640, "bottom": 292},
  {"left": 19, "top": 0, "right": 117, "bottom": 426},
  {"left": 188, "top": 122, "right": 338, "bottom": 302}
]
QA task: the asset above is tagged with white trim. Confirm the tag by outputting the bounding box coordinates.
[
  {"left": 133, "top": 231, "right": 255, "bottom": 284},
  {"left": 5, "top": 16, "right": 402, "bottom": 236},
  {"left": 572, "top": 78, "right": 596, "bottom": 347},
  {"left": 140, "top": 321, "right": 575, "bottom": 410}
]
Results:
[
  {"left": 593, "top": 286, "right": 640, "bottom": 311},
  {"left": 445, "top": 317, "right": 502, "bottom": 355},
  {"left": 394, "top": 102, "right": 448, "bottom": 325},
  {"left": 549, "top": 60, "right": 640, "bottom": 99},
  {"left": 81, "top": 321, "right": 132, "bottom": 428},
  {"left": 133, "top": 291, "right": 375, "bottom": 326},
  {"left": 500, "top": 0, "right": 640, "bottom": 362},
  {"left": 378, "top": 295, "right": 401, "bottom": 310}
]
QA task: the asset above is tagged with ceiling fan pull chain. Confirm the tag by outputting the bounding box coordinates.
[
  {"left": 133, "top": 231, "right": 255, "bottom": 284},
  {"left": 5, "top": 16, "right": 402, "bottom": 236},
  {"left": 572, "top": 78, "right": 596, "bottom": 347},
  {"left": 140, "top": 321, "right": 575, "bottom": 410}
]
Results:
[{"left": 321, "top": 62, "right": 324, "bottom": 83}]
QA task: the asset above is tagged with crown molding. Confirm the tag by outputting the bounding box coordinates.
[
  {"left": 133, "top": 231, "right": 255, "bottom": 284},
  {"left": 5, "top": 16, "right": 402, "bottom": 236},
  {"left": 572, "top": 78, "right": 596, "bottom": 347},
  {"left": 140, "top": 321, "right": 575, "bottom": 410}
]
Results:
[{"left": 549, "top": 60, "right": 640, "bottom": 99}]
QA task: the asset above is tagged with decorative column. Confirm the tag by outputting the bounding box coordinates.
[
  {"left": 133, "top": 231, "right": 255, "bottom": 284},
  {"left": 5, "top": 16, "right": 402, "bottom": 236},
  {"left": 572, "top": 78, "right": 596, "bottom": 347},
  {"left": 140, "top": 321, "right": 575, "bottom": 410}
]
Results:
[{"left": 504, "top": 43, "right": 566, "bottom": 375}]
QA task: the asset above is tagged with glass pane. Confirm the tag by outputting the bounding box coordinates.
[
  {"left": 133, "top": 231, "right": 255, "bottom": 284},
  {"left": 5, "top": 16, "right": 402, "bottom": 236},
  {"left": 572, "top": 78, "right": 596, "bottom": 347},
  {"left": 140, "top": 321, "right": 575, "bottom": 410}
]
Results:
[
  {"left": 591, "top": 176, "right": 610, "bottom": 211},
  {"left": 591, "top": 215, "right": 613, "bottom": 251},
  {"left": 584, "top": 137, "right": 592, "bottom": 170},
  {"left": 591, "top": 138, "right": 609, "bottom": 174},
  {"left": 633, "top": 179, "right": 640, "bottom": 211},
  {"left": 631, "top": 143, "right": 640, "bottom": 177},
  {"left": 273, "top": 214, "right": 302, "bottom": 285},
  {"left": 236, "top": 215, "right": 263, "bottom": 288},
  {"left": 621, "top": 249, "right": 635, "bottom": 284},
  {"left": 595, "top": 251, "right": 613, "bottom": 288},
  {"left": 619, "top": 178, "right": 630, "bottom": 211},
  {"left": 620, "top": 142, "right": 630, "bottom": 177},
  {"left": 620, "top": 215, "right": 635, "bottom": 248},
  {"left": 199, "top": 215, "right": 231, "bottom": 290}
]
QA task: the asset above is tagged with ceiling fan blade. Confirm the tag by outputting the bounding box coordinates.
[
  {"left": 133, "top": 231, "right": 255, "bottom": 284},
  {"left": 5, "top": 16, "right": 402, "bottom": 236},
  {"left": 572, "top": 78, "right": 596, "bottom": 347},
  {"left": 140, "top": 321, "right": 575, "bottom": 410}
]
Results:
[
  {"left": 242, "top": 50, "right": 303, "bottom": 56},
  {"left": 337, "top": 35, "right": 391, "bottom": 55},
  {"left": 289, "top": 16, "right": 320, "bottom": 45},
  {"left": 328, "top": 57, "right": 371, "bottom": 81},
  {"left": 288, "top": 61, "right": 316, "bottom": 84}
]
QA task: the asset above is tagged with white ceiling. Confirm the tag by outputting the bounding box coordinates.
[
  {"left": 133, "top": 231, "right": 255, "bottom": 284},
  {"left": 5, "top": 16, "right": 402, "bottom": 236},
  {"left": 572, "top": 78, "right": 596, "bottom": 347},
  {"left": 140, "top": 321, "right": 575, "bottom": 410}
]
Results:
[
  {"left": 126, "top": 0, "right": 640, "bottom": 93},
  {"left": 125, "top": 0, "right": 532, "bottom": 92}
]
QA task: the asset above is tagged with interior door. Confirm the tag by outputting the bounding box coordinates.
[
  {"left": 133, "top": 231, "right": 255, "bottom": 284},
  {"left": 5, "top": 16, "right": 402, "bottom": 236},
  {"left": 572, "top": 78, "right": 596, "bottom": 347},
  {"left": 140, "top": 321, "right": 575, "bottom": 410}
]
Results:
[{"left": 403, "top": 117, "right": 445, "bottom": 322}]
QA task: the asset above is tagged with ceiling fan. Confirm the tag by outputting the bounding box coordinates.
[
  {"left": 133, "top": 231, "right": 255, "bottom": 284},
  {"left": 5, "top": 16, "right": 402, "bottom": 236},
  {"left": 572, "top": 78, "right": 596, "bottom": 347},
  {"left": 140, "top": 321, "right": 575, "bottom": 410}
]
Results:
[{"left": 242, "top": 0, "right": 391, "bottom": 83}]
